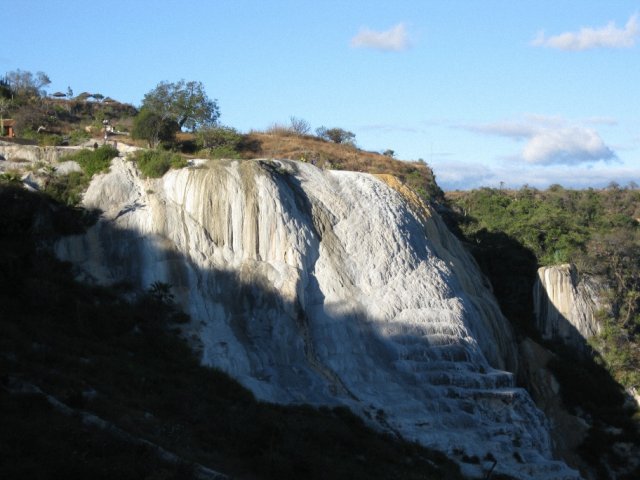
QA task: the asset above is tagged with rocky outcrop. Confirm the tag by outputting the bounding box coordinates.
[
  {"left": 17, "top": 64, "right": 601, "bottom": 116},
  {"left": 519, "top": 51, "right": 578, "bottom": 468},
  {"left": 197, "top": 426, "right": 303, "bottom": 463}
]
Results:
[
  {"left": 0, "top": 141, "right": 79, "bottom": 164},
  {"left": 534, "top": 264, "right": 604, "bottom": 349},
  {"left": 56, "top": 157, "right": 580, "bottom": 479},
  {"left": 0, "top": 140, "right": 137, "bottom": 171}
]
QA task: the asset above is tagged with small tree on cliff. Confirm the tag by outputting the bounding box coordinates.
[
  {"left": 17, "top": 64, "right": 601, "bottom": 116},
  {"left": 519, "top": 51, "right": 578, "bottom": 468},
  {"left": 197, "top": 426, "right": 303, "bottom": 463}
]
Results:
[{"left": 141, "top": 79, "right": 219, "bottom": 132}]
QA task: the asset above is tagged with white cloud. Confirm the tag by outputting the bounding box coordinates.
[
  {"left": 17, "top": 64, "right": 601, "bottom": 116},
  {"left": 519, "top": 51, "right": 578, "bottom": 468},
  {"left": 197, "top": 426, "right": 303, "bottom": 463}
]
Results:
[
  {"left": 522, "top": 127, "right": 616, "bottom": 165},
  {"left": 532, "top": 13, "right": 639, "bottom": 50},
  {"left": 460, "top": 116, "right": 617, "bottom": 166},
  {"left": 463, "top": 121, "right": 537, "bottom": 140},
  {"left": 350, "top": 23, "right": 410, "bottom": 52}
]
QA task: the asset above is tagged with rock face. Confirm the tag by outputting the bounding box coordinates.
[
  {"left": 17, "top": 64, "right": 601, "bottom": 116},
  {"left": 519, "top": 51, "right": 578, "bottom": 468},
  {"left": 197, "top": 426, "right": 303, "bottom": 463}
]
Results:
[
  {"left": 533, "top": 264, "right": 603, "bottom": 349},
  {"left": 518, "top": 338, "right": 591, "bottom": 477},
  {"left": 0, "top": 141, "right": 78, "bottom": 164},
  {"left": 56, "top": 157, "right": 580, "bottom": 479}
]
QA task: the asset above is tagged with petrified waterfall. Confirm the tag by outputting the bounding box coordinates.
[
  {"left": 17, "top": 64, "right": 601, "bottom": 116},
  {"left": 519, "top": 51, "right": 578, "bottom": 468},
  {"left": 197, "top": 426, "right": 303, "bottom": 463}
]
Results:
[
  {"left": 534, "top": 264, "right": 603, "bottom": 350},
  {"left": 56, "top": 157, "right": 580, "bottom": 479}
]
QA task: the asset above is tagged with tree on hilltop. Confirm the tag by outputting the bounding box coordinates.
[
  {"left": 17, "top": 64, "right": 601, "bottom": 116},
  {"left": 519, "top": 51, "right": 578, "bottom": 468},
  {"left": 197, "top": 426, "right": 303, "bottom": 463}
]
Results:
[
  {"left": 5, "top": 69, "right": 51, "bottom": 99},
  {"left": 141, "top": 80, "right": 219, "bottom": 132},
  {"left": 315, "top": 126, "right": 356, "bottom": 145}
]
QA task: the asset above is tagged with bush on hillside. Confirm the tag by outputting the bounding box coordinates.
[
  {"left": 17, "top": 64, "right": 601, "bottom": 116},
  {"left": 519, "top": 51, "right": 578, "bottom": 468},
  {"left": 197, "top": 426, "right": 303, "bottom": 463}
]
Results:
[
  {"left": 68, "top": 129, "right": 91, "bottom": 145},
  {"left": 44, "top": 171, "right": 88, "bottom": 206},
  {"left": 38, "top": 134, "right": 64, "bottom": 147},
  {"left": 66, "top": 145, "right": 118, "bottom": 177},
  {"left": 264, "top": 117, "right": 311, "bottom": 137},
  {"left": 196, "top": 125, "right": 243, "bottom": 158},
  {"left": 132, "top": 149, "right": 187, "bottom": 178}
]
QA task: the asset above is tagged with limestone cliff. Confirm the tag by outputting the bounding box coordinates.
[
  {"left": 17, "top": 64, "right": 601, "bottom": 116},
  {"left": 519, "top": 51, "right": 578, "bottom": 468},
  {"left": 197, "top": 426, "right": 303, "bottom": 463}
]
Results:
[
  {"left": 56, "top": 157, "right": 580, "bottom": 479},
  {"left": 533, "top": 264, "right": 604, "bottom": 349}
]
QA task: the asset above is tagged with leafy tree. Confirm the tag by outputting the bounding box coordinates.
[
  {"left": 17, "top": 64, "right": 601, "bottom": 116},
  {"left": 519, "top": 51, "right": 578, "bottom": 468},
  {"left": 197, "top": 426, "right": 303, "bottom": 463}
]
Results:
[
  {"left": 131, "top": 108, "right": 179, "bottom": 148},
  {"left": 141, "top": 79, "right": 219, "bottom": 131},
  {"left": 315, "top": 126, "right": 356, "bottom": 145}
]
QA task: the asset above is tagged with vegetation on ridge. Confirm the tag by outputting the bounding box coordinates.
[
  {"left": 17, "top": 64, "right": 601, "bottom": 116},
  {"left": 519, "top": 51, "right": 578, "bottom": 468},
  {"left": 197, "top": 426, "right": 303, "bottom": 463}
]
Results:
[{"left": 1, "top": 68, "right": 444, "bottom": 206}]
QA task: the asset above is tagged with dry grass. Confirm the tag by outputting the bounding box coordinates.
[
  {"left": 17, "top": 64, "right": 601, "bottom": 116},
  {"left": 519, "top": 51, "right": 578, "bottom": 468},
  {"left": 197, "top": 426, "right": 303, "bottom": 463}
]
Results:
[{"left": 240, "top": 132, "right": 444, "bottom": 202}]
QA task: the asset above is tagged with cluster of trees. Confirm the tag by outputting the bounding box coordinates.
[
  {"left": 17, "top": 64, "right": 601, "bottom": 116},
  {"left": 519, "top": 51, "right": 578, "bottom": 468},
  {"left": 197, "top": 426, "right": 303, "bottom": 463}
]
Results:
[
  {"left": 0, "top": 69, "right": 224, "bottom": 148},
  {"left": 3, "top": 68, "right": 366, "bottom": 156}
]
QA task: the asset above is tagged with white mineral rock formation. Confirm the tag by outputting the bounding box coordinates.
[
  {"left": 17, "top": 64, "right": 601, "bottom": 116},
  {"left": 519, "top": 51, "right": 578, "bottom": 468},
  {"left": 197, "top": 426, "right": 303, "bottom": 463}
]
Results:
[
  {"left": 534, "top": 264, "right": 603, "bottom": 349},
  {"left": 56, "top": 157, "right": 580, "bottom": 479},
  {"left": 0, "top": 141, "right": 78, "bottom": 164}
]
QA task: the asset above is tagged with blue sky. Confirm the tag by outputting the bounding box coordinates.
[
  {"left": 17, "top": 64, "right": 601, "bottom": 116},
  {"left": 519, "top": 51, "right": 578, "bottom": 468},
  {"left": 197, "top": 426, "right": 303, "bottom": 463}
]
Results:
[{"left": 4, "top": 1, "right": 639, "bottom": 190}]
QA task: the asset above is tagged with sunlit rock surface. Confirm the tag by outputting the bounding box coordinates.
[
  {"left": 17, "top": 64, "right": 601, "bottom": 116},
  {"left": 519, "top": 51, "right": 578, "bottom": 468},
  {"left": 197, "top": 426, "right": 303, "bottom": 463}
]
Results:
[
  {"left": 534, "top": 264, "right": 603, "bottom": 349},
  {"left": 56, "top": 157, "right": 580, "bottom": 479}
]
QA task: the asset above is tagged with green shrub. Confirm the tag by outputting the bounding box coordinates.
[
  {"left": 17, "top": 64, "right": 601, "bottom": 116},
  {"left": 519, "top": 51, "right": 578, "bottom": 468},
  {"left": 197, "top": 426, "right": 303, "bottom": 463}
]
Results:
[
  {"left": 68, "top": 129, "right": 91, "bottom": 145},
  {"left": 208, "top": 144, "right": 241, "bottom": 159},
  {"left": 44, "top": 171, "right": 88, "bottom": 206},
  {"left": 196, "top": 125, "right": 243, "bottom": 158},
  {"left": 0, "top": 170, "right": 22, "bottom": 184},
  {"left": 132, "top": 149, "right": 187, "bottom": 178},
  {"left": 66, "top": 145, "right": 118, "bottom": 177},
  {"left": 38, "top": 134, "right": 64, "bottom": 146}
]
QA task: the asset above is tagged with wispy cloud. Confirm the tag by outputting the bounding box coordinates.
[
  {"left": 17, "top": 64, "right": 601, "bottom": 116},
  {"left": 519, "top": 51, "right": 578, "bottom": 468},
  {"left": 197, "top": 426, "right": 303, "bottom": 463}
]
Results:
[
  {"left": 359, "top": 123, "right": 424, "bottom": 134},
  {"left": 460, "top": 115, "right": 617, "bottom": 166},
  {"left": 532, "top": 13, "right": 639, "bottom": 50},
  {"left": 431, "top": 161, "right": 640, "bottom": 191},
  {"left": 350, "top": 23, "right": 411, "bottom": 52},
  {"left": 583, "top": 116, "right": 619, "bottom": 126}
]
